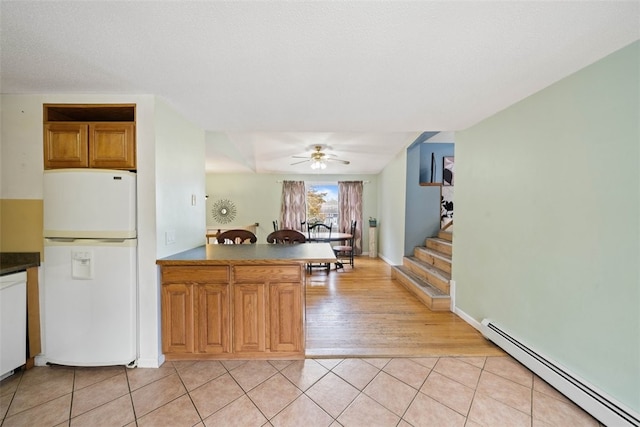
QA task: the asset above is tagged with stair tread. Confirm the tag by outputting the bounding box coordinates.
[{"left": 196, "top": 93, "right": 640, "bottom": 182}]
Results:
[
  {"left": 414, "top": 246, "right": 452, "bottom": 261},
  {"left": 394, "top": 266, "right": 449, "bottom": 298},
  {"left": 405, "top": 256, "right": 451, "bottom": 280},
  {"left": 426, "top": 237, "right": 452, "bottom": 246}
]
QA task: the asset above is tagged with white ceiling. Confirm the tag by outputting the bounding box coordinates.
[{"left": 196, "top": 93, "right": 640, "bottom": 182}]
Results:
[{"left": 2, "top": 1, "right": 638, "bottom": 174}]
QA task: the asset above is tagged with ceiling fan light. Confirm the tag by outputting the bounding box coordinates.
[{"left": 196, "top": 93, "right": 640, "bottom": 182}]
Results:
[{"left": 310, "top": 159, "right": 326, "bottom": 170}]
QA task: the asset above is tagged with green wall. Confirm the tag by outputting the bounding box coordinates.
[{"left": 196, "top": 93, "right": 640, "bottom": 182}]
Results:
[
  {"left": 454, "top": 41, "right": 639, "bottom": 411},
  {"left": 154, "top": 98, "right": 206, "bottom": 258},
  {"left": 378, "top": 148, "right": 408, "bottom": 265},
  {"left": 205, "top": 173, "right": 379, "bottom": 249}
]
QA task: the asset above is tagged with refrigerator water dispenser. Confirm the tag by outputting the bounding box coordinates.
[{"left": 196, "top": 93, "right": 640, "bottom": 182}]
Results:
[{"left": 72, "top": 251, "right": 94, "bottom": 279}]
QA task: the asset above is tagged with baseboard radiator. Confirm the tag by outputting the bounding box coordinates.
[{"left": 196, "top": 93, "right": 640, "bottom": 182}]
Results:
[{"left": 481, "top": 319, "right": 639, "bottom": 427}]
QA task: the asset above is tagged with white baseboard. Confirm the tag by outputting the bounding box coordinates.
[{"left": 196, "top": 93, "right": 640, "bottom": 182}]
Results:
[
  {"left": 379, "top": 254, "right": 394, "bottom": 265},
  {"left": 453, "top": 306, "right": 482, "bottom": 331},
  {"left": 449, "top": 279, "right": 456, "bottom": 311},
  {"left": 34, "top": 354, "right": 48, "bottom": 367},
  {"left": 137, "top": 354, "right": 165, "bottom": 368}
]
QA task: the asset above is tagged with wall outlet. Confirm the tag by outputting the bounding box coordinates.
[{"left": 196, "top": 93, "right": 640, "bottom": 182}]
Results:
[{"left": 165, "top": 230, "right": 176, "bottom": 245}]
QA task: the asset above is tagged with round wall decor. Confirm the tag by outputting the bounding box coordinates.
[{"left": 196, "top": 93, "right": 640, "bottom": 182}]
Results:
[{"left": 211, "top": 199, "right": 237, "bottom": 224}]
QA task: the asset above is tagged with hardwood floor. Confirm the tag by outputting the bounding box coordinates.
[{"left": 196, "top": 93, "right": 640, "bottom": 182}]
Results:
[{"left": 305, "top": 256, "right": 505, "bottom": 358}]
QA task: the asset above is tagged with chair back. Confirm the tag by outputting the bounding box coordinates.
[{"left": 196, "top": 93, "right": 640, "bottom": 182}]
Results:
[
  {"left": 266, "top": 229, "right": 306, "bottom": 244},
  {"left": 216, "top": 229, "right": 257, "bottom": 244},
  {"left": 307, "top": 222, "right": 332, "bottom": 242},
  {"left": 348, "top": 220, "right": 357, "bottom": 244},
  {"left": 272, "top": 220, "right": 279, "bottom": 232}
]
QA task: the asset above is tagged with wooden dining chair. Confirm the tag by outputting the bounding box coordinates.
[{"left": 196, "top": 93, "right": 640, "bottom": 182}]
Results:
[
  {"left": 307, "top": 222, "right": 332, "bottom": 241},
  {"left": 266, "top": 229, "right": 306, "bottom": 244},
  {"left": 216, "top": 229, "right": 257, "bottom": 244},
  {"left": 307, "top": 222, "right": 332, "bottom": 273},
  {"left": 334, "top": 220, "right": 357, "bottom": 269}
]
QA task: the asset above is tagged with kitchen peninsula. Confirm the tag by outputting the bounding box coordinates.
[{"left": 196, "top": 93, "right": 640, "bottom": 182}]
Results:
[{"left": 157, "top": 243, "right": 336, "bottom": 360}]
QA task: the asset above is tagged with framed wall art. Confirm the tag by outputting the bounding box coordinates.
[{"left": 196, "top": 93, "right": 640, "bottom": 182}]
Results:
[
  {"left": 443, "top": 156, "right": 454, "bottom": 186},
  {"left": 441, "top": 186, "right": 454, "bottom": 229}
]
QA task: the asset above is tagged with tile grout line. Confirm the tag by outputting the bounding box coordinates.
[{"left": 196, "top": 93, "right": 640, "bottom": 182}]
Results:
[
  {"left": 68, "top": 368, "right": 76, "bottom": 426},
  {"left": 394, "top": 366, "right": 431, "bottom": 424},
  {"left": 124, "top": 367, "right": 140, "bottom": 427},
  {"left": 0, "top": 371, "right": 21, "bottom": 425},
  {"left": 171, "top": 363, "right": 205, "bottom": 426},
  {"left": 265, "top": 361, "right": 334, "bottom": 424}
]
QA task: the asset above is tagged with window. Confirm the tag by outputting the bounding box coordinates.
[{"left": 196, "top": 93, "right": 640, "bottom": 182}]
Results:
[{"left": 306, "top": 183, "right": 338, "bottom": 226}]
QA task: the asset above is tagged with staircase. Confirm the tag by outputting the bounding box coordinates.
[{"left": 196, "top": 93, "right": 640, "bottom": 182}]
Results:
[{"left": 391, "top": 230, "right": 452, "bottom": 311}]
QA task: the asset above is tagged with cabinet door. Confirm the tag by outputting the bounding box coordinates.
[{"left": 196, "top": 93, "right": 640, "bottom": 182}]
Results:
[
  {"left": 161, "top": 284, "right": 194, "bottom": 354},
  {"left": 233, "top": 284, "right": 267, "bottom": 353},
  {"left": 198, "top": 284, "right": 231, "bottom": 354},
  {"left": 44, "top": 123, "right": 89, "bottom": 168},
  {"left": 89, "top": 123, "right": 136, "bottom": 169},
  {"left": 269, "top": 283, "right": 303, "bottom": 352}
]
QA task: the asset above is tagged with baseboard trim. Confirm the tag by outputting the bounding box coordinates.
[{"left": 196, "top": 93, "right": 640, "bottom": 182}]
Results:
[
  {"left": 137, "top": 354, "right": 165, "bottom": 368},
  {"left": 378, "top": 254, "right": 394, "bottom": 265},
  {"left": 453, "top": 306, "right": 482, "bottom": 331}
]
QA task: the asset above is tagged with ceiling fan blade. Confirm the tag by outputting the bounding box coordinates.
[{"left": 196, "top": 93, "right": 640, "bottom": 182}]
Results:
[
  {"left": 290, "top": 159, "right": 311, "bottom": 165},
  {"left": 326, "top": 158, "right": 350, "bottom": 165},
  {"left": 291, "top": 155, "right": 310, "bottom": 159}
]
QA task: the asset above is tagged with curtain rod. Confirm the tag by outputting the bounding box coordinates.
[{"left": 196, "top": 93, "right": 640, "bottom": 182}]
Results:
[{"left": 276, "top": 180, "right": 371, "bottom": 184}]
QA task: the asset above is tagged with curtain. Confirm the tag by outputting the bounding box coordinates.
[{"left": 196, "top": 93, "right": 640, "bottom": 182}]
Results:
[
  {"left": 280, "top": 181, "right": 306, "bottom": 231},
  {"left": 338, "top": 181, "right": 363, "bottom": 254}
]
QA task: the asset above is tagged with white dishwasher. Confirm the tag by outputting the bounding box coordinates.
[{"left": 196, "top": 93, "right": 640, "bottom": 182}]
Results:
[{"left": 0, "top": 271, "right": 27, "bottom": 379}]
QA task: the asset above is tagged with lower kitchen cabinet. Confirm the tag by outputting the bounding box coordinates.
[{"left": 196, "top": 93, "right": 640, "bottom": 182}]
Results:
[
  {"left": 161, "top": 283, "right": 195, "bottom": 354},
  {"left": 198, "top": 284, "right": 231, "bottom": 354},
  {"left": 233, "top": 284, "right": 267, "bottom": 353},
  {"left": 270, "top": 283, "right": 303, "bottom": 353},
  {"left": 159, "top": 263, "right": 305, "bottom": 360}
]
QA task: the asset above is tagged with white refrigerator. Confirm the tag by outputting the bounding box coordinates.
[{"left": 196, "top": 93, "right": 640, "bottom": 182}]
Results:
[{"left": 43, "top": 169, "right": 138, "bottom": 367}]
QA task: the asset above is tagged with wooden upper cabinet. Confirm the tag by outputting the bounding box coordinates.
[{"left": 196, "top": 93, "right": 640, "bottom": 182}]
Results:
[
  {"left": 89, "top": 123, "right": 135, "bottom": 169},
  {"left": 44, "top": 123, "right": 89, "bottom": 168},
  {"left": 43, "top": 104, "right": 136, "bottom": 170}
]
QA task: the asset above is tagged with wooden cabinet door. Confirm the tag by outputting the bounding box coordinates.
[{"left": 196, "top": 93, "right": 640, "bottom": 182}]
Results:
[
  {"left": 269, "top": 283, "right": 303, "bottom": 352},
  {"left": 89, "top": 123, "right": 136, "bottom": 169},
  {"left": 198, "top": 284, "right": 231, "bottom": 354},
  {"left": 161, "top": 284, "right": 194, "bottom": 354},
  {"left": 44, "top": 123, "right": 89, "bottom": 168},
  {"left": 233, "top": 284, "right": 267, "bottom": 353}
]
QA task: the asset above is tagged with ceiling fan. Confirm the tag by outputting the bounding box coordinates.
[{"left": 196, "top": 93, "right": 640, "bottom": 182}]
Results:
[{"left": 290, "top": 145, "right": 350, "bottom": 169}]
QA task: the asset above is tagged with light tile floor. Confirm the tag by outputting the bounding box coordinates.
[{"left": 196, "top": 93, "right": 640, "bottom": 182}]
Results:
[{"left": 1, "top": 356, "right": 603, "bottom": 426}]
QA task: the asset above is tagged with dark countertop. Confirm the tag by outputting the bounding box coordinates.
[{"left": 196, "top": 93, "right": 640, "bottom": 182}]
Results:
[
  {"left": 0, "top": 252, "right": 41, "bottom": 276},
  {"left": 157, "top": 243, "right": 337, "bottom": 265}
]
